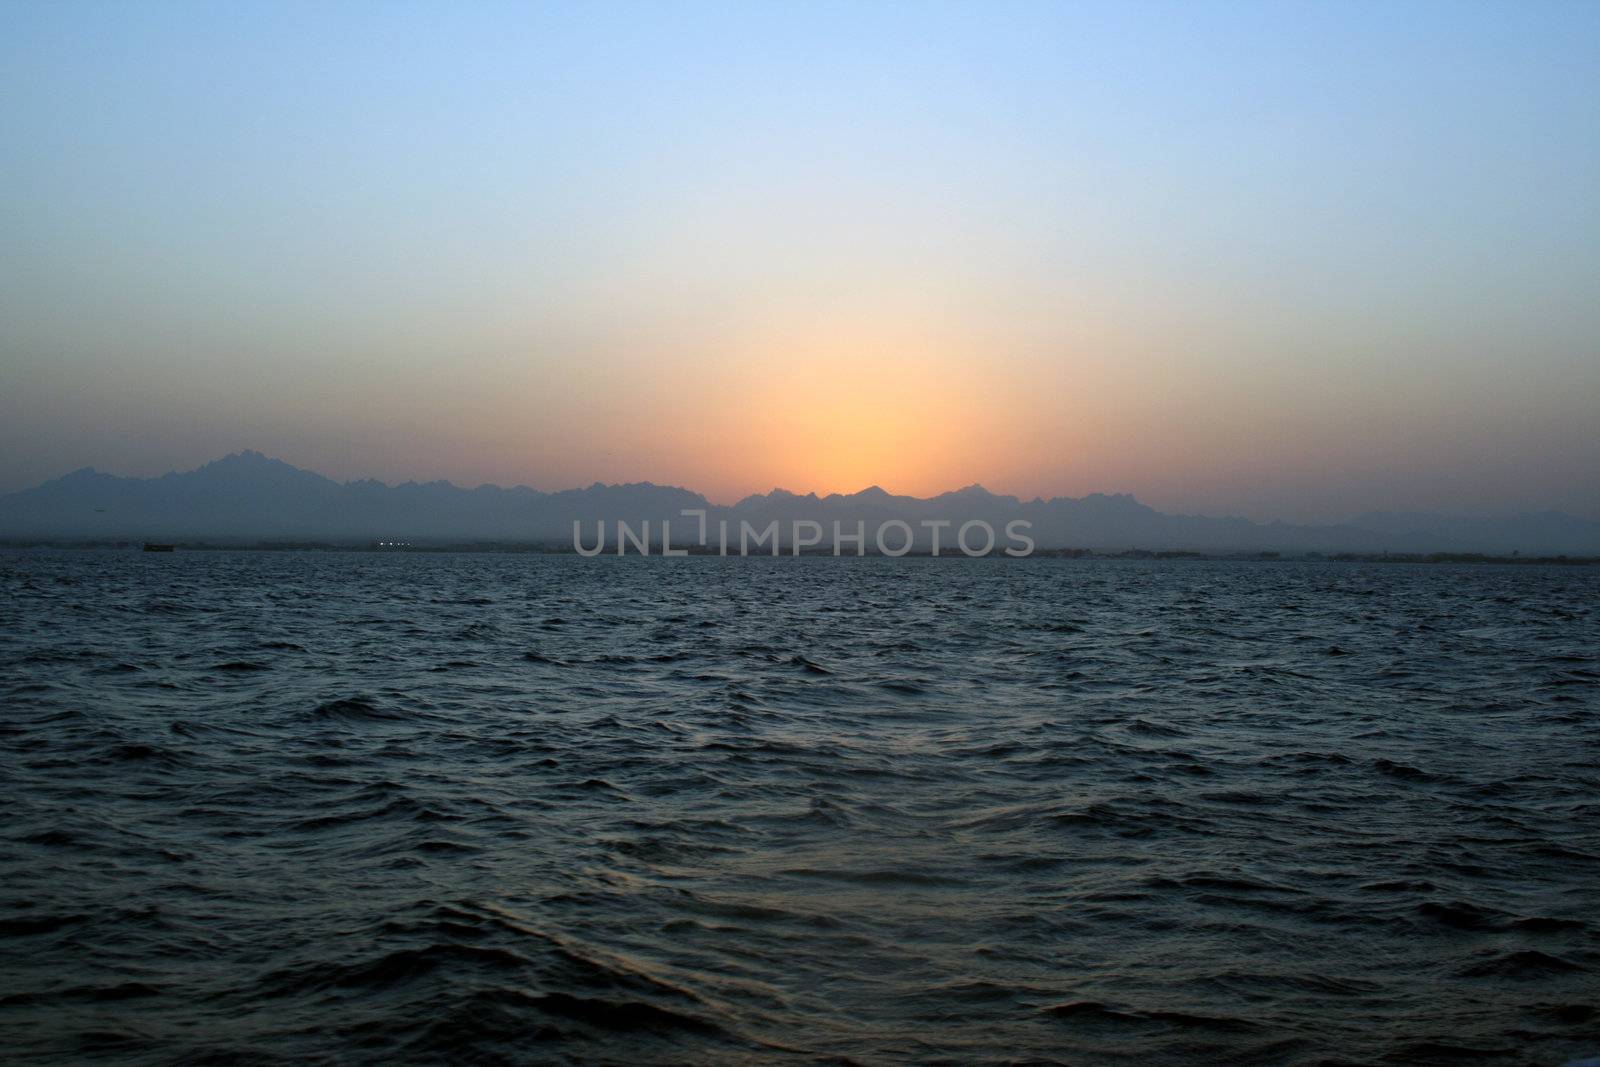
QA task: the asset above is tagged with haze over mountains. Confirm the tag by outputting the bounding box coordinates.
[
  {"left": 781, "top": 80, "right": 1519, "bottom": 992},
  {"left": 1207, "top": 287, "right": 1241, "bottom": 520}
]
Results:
[{"left": 2, "top": 451, "right": 1597, "bottom": 555}]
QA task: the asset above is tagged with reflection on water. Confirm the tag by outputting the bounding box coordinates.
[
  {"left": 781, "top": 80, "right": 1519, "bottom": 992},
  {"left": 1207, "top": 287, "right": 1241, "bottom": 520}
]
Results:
[{"left": 1, "top": 551, "right": 1597, "bottom": 1064}]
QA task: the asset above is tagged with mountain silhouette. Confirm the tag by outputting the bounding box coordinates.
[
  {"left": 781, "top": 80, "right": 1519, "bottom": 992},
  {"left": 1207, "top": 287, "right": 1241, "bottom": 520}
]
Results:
[{"left": 2, "top": 451, "right": 1597, "bottom": 553}]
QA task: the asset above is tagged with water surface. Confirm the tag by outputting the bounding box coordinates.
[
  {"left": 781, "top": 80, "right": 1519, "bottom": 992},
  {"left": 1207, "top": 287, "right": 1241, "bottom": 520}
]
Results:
[{"left": 2, "top": 552, "right": 1597, "bottom": 1065}]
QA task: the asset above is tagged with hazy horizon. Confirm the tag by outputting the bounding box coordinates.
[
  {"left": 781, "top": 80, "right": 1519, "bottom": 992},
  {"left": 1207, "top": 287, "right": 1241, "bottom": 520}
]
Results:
[
  {"left": 6, "top": 442, "right": 1600, "bottom": 523},
  {"left": 4, "top": 1, "right": 1598, "bottom": 523},
  {"left": 11, "top": 448, "right": 1600, "bottom": 536}
]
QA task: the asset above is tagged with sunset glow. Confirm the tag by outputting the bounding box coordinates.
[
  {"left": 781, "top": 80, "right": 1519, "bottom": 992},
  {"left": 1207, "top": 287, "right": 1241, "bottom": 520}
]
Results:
[{"left": 2, "top": 2, "right": 1596, "bottom": 522}]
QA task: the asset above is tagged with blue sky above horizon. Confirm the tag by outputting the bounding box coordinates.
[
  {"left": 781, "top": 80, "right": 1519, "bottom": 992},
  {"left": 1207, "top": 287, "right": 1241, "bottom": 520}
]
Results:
[{"left": 2, "top": 1, "right": 1597, "bottom": 520}]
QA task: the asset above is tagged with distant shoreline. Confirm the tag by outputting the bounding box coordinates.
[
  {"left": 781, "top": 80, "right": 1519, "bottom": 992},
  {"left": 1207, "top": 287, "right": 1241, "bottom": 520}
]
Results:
[{"left": 2, "top": 540, "right": 1595, "bottom": 565}]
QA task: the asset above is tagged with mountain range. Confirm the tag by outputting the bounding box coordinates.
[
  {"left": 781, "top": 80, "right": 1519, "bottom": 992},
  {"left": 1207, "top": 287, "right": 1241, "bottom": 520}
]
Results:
[{"left": 2, "top": 451, "right": 1597, "bottom": 554}]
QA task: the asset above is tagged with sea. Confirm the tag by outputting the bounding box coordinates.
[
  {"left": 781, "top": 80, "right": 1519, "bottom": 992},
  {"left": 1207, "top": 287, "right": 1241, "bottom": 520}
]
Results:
[{"left": 1, "top": 550, "right": 1597, "bottom": 1066}]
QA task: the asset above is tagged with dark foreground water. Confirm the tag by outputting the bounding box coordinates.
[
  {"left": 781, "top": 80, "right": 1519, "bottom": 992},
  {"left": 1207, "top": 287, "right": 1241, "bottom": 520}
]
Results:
[{"left": 1, "top": 551, "right": 1597, "bottom": 1066}]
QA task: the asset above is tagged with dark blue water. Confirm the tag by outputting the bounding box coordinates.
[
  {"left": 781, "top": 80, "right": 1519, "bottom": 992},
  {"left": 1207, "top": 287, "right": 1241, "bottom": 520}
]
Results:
[{"left": 1, "top": 551, "right": 1597, "bottom": 1065}]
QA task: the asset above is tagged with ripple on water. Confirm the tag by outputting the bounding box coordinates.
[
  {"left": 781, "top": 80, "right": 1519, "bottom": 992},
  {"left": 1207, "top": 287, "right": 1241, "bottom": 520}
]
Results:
[{"left": 0, "top": 552, "right": 1598, "bottom": 1065}]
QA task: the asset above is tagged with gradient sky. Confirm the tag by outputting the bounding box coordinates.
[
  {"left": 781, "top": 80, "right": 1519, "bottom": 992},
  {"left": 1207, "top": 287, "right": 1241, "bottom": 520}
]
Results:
[{"left": 2, "top": 0, "right": 1597, "bottom": 521}]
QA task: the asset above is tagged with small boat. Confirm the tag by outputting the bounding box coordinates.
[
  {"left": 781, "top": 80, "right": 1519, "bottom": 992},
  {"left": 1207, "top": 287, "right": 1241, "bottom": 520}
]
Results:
[{"left": 142, "top": 543, "right": 175, "bottom": 553}]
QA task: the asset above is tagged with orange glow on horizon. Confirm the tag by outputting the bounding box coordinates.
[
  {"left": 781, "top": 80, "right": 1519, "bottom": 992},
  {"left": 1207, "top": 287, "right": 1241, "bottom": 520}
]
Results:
[{"left": 676, "top": 316, "right": 1045, "bottom": 500}]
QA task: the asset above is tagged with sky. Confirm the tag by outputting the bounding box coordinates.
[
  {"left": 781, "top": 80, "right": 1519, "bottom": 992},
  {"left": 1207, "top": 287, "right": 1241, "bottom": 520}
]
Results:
[{"left": 1, "top": 0, "right": 1597, "bottom": 522}]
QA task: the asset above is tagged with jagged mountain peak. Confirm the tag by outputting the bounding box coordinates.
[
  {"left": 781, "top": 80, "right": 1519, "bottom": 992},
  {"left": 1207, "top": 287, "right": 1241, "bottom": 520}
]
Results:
[{"left": 1, "top": 453, "right": 1596, "bottom": 552}]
